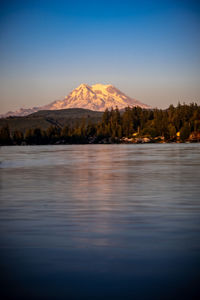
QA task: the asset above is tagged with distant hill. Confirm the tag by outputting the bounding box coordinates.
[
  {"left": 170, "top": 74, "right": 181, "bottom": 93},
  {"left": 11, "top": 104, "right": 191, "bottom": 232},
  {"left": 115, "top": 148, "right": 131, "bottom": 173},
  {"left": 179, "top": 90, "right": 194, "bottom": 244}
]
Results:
[
  {"left": 0, "top": 108, "right": 103, "bottom": 134},
  {"left": 0, "top": 83, "right": 150, "bottom": 118}
]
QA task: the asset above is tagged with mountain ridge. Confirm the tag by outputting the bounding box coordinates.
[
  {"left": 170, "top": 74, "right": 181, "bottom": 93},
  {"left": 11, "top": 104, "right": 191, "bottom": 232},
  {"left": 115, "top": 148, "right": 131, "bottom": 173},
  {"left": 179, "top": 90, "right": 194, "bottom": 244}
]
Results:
[
  {"left": 0, "top": 83, "right": 150, "bottom": 118},
  {"left": 0, "top": 108, "right": 103, "bottom": 134}
]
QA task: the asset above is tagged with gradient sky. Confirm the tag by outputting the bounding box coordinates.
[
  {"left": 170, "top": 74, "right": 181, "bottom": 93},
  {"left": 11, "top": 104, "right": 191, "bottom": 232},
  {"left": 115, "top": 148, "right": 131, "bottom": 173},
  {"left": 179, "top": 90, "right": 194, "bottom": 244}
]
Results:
[{"left": 0, "top": 0, "right": 200, "bottom": 113}]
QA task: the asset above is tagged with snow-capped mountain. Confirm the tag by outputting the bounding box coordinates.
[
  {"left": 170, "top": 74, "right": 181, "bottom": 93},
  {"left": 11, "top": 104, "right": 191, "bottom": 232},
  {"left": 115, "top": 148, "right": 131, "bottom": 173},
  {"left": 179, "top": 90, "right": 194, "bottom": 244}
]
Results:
[{"left": 1, "top": 83, "right": 150, "bottom": 118}]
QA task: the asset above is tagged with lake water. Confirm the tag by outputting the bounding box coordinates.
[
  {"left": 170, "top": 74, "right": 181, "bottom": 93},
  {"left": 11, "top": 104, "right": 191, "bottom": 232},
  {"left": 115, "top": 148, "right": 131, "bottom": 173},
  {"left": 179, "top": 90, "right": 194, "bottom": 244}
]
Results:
[{"left": 0, "top": 144, "right": 200, "bottom": 300}]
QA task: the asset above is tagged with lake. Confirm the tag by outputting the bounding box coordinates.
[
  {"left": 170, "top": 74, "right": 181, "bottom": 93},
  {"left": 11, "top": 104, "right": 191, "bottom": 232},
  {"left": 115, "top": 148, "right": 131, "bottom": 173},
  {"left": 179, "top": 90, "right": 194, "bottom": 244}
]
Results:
[{"left": 0, "top": 144, "right": 200, "bottom": 299}]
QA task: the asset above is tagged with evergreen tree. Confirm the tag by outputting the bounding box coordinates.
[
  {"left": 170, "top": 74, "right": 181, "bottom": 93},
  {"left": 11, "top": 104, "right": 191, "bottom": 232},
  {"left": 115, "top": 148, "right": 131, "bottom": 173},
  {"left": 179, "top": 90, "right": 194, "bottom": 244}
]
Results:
[
  {"left": 102, "top": 108, "right": 110, "bottom": 125},
  {"left": 25, "top": 128, "right": 34, "bottom": 144},
  {"left": 168, "top": 124, "right": 176, "bottom": 139},
  {"left": 61, "top": 126, "right": 69, "bottom": 142},
  {"left": 0, "top": 125, "right": 12, "bottom": 145},
  {"left": 122, "top": 107, "right": 133, "bottom": 137},
  {"left": 13, "top": 130, "right": 24, "bottom": 145},
  {"left": 33, "top": 128, "right": 43, "bottom": 144},
  {"left": 180, "top": 122, "right": 190, "bottom": 141}
]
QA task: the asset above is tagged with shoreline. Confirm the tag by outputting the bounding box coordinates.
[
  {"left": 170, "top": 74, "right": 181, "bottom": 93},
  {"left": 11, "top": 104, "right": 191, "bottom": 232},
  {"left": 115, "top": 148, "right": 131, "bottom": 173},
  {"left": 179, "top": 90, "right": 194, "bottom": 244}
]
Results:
[{"left": 1, "top": 140, "right": 200, "bottom": 146}]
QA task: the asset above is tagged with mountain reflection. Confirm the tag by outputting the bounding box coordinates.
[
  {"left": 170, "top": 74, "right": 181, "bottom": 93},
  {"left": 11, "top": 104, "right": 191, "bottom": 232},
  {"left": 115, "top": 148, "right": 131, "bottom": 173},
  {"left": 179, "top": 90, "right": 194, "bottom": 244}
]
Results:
[{"left": 0, "top": 145, "right": 200, "bottom": 300}]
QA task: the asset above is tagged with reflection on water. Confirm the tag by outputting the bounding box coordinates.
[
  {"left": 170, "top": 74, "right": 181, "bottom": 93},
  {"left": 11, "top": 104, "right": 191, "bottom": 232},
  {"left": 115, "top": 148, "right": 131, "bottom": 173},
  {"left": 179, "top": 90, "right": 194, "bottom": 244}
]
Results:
[{"left": 0, "top": 144, "right": 200, "bottom": 299}]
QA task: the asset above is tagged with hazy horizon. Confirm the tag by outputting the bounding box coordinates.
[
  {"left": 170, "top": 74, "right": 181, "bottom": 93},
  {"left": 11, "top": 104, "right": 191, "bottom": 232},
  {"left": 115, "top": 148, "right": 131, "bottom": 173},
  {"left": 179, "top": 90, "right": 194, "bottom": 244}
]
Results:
[{"left": 0, "top": 0, "right": 200, "bottom": 113}]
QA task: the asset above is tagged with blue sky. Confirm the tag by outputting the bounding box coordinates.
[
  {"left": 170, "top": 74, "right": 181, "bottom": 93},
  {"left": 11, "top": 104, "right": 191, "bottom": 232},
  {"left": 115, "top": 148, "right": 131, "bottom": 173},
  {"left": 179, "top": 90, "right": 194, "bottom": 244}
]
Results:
[{"left": 0, "top": 0, "right": 200, "bottom": 112}]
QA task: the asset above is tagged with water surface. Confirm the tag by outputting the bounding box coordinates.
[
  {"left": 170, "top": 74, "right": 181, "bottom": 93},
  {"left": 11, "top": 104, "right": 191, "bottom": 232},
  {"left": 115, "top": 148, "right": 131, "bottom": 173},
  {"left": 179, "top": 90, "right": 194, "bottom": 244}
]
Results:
[{"left": 0, "top": 144, "right": 200, "bottom": 299}]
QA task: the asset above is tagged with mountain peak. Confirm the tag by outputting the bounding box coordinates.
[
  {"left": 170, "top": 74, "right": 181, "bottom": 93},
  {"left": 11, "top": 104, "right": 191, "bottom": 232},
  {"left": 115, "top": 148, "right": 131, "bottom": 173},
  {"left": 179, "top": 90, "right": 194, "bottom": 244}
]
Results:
[
  {"left": 46, "top": 83, "right": 150, "bottom": 112},
  {"left": 92, "top": 83, "right": 112, "bottom": 88},
  {"left": 77, "top": 83, "right": 91, "bottom": 89},
  {"left": 0, "top": 83, "right": 150, "bottom": 118}
]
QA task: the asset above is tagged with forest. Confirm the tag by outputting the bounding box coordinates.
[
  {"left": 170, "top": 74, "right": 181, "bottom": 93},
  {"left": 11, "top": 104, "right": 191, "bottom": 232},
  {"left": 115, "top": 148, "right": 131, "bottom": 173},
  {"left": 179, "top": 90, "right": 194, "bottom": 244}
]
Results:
[{"left": 0, "top": 103, "right": 200, "bottom": 145}]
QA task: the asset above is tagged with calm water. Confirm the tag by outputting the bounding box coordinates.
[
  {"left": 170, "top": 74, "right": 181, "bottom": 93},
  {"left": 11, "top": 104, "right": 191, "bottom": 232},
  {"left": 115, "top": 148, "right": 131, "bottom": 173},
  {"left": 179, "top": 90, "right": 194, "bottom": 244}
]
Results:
[{"left": 0, "top": 144, "right": 200, "bottom": 300}]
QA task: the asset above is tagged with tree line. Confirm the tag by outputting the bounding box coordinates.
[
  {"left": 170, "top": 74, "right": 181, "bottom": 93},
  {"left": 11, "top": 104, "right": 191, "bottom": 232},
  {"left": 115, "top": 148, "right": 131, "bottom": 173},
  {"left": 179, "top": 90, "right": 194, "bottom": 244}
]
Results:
[{"left": 0, "top": 103, "right": 200, "bottom": 145}]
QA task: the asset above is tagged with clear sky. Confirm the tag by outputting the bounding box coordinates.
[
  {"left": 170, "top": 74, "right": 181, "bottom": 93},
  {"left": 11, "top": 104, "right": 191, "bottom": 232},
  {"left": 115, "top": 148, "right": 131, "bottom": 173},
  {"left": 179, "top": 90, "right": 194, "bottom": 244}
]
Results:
[{"left": 0, "top": 0, "right": 200, "bottom": 113}]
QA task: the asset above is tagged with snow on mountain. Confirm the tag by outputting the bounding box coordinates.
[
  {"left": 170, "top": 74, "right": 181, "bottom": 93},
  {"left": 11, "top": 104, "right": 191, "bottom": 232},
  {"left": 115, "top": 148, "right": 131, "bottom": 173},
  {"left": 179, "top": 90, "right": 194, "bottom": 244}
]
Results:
[{"left": 0, "top": 83, "right": 150, "bottom": 118}]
